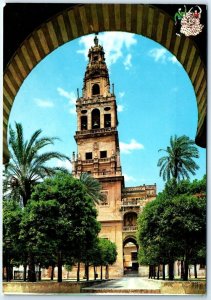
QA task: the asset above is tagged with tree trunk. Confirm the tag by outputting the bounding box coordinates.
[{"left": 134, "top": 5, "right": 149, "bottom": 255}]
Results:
[
  {"left": 10, "top": 265, "right": 13, "bottom": 280},
  {"left": 39, "top": 265, "right": 41, "bottom": 281},
  {"left": 57, "top": 251, "right": 62, "bottom": 282},
  {"left": 194, "top": 263, "right": 197, "bottom": 278},
  {"left": 162, "top": 264, "right": 165, "bottom": 280},
  {"left": 149, "top": 265, "right": 154, "bottom": 279},
  {"left": 94, "top": 265, "right": 96, "bottom": 280},
  {"left": 105, "top": 264, "right": 109, "bottom": 279},
  {"left": 22, "top": 195, "right": 28, "bottom": 207},
  {"left": 180, "top": 260, "right": 184, "bottom": 279},
  {"left": 23, "top": 264, "right": 27, "bottom": 281},
  {"left": 183, "top": 259, "right": 189, "bottom": 281},
  {"left": 28, "top": 253, "right": 36, "bottom": 282},
  {"left": 168, "top": 261, "right": 174, "bottom": 280},
  {"left": 51, "top": 264, "right": 55, "bottom": 281},
  {"left": 6, "top": 252, "right": 10, "bottom": 282},
  {"left": 101, "top": 265, "right": 103, "bottom": 280},
  {"left": 77, "top": 262, "right": 80, "bottom": 282},
  {"left": 87, "top": 263, "right": 89, "bottom": 281},
  {"left": 84, "top": 263, "right": 89, "bottom": 281},
  {"left": 157, "top": 264, "right": 160, "bottom": 280},
  {"left": 153, "top": 265, "right": 156, "bottom": 279}
]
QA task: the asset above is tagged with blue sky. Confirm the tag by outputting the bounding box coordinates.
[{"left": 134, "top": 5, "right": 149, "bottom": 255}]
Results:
[{"left": 9, "top": 32, "right": 206, "bottom": 193}]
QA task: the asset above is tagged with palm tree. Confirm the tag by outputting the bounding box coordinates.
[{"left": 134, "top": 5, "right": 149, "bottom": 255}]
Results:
[
  {"left": 79, "top": 172, "right": 105, "bottom": 204},
  {"left": 4, "top": 122, "right": 70, "bottom": 207},
  {"left": 157, "top": 135, "right": 199, "bottom": 182}
]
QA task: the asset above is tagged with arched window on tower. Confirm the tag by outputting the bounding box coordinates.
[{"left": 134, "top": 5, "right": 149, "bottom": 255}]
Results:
[
  {"left": 92, "top": 108, "right": 100, "bottom": 129},
  {"left": 92, "top": 84, "right": 100, "bottom": 96},
  {"left": 104, "top": 114, "right": 111, "bottom": 128},
  {"left": 81, "top": 116, "right": 87, "bottom": 130}
]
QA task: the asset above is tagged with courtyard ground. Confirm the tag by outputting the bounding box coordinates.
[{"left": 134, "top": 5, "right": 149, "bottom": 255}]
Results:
[
  {"left": 3, "top": 276, "right": 206, "bottom": 295},
  {"left": 81, "top": 277, "right": 161, "bottom": 294}
]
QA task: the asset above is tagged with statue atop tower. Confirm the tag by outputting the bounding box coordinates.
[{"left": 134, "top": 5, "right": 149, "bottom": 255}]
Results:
[{"left": 94, "top": 34, "right": 99, "bottom": 46}]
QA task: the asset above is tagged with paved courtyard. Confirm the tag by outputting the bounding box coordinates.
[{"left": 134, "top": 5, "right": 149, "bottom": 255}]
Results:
[{"left": 82, "top": 277, "right": 162, "bottom": 294}]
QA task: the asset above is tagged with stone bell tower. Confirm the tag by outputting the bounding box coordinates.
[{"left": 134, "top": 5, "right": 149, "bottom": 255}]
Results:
[{"left": 73, "top": 34, "right": 124, "bottom": 277}]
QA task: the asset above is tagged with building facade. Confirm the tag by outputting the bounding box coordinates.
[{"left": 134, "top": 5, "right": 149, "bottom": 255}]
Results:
[{"left": 72, "top": 35, "right": 156, "bottom": 277}]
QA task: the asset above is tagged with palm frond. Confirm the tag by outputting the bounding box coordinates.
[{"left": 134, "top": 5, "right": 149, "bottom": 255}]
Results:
[
  {"left": 157, "top": 134, "right": 200, "bottom": 182},
  {"left": 4, "top": 123, "right": 70, "bottom": 206}
]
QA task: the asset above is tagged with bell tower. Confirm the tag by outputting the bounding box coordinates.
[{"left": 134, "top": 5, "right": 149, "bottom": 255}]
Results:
[
  {"left": 73, "top": 34, "right": 122, "bottom": 179},
  {"left": 73, "top": 34, "right": 124, "bottom": 277}
]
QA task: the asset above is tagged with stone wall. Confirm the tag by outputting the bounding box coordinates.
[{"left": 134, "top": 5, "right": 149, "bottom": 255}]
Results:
[
  {"left": 160, "top": 281, "right": 206, "bottom": 294},
  {"left": 3, "top": 281, "right": 105, "bottom": 294}
]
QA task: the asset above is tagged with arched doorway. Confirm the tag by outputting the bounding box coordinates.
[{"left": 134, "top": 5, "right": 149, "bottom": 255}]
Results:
[
  {"left": 3, "top": 3, "right": 207, "bottom": 162},
  {"left": 123, "top": 236, "right": 139, "bottom": 276}
]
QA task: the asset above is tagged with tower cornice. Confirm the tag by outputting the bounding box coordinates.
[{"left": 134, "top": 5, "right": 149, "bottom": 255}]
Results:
[
  {"left": 74, "top": 127, "right": 118, "bottom": 141},
  {"left": 76, "top": 96, "right": 116, "bottom": 107}
]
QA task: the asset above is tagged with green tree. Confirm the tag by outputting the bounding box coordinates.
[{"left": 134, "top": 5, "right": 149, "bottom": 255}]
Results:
[
  {"left": 19, "top": 199, "right": 59, "bottom": 282},
  {"left": 3, "top": 199, "right": 23, "bottom": 281},
  {"left": 137, "top": 191, "right": 206, "bottom": 281},
  {"left": 98, "top": 238, "right": 117, "bottom": 279},
  {"left": 82, "top": 238, "right": 117, "bottom": 281},
  {"left": 189, "top": 175, "right": 206, "bottom": 195},
  {"left": 79, "top": 172, "right": 105, "bottom": 204},
  {"left": 3, "top": 122, "right": 69, "bottom": 207},
  {"left": 137, "top": 196, "right": 178, "bottom": 280},
  {"left": 163, "top": 175, "right": 206, "bottom": 198},
  {"left": 157, "top": 135, "right": 199, "bottom": 182},
  {"left": 30, "top": 173, "right": 101, "bottom": 282}
]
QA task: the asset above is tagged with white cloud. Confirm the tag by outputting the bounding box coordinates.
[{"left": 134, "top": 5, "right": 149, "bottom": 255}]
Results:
[
  {"left": 123, "top": 54, "right": 132, "bottom": 70},
  {"left": 149, "top": 48, "right": 180, "bottom": 65},
  {"left": 56, "top": 160, "right": 72, "bottom": 172},
  {"left": 57, "top": 87, "right": 77, "bottom": 115},
  {"left": 57, "top": 87, "right": 76, "bottom": 105},
  {"left": 117, "top": 104, "right": 124, "bottom": 112},
  {"left": 69, "top": 107, "right": 76, "bottom": 115},
  {"left": 34, "top": 98, "right": 54, "bottom": 108},
  {"left": 119, "top": 92, "right": 125, "bottom": 98},
  {"left": 168, "top": 55, "right": 180, "bottom": 65},
  {"left": 123, "top": 173, "right": 136, "bottom": 183},
  {"left": 120, "top": 139, "right": 144, "bottom": 154},
  {"left": 77, "top": 32, "right": 137, "bottom": 68},
  {"left": 149, "top": 48, "right": 167, "bottom": 63}
]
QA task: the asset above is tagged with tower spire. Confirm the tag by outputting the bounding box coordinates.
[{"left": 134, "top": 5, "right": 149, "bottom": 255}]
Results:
[{"left": 83, "top": 33, "right": 110, "bottom": 98}]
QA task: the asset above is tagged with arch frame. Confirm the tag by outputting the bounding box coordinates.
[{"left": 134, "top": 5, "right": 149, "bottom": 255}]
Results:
[
  {"left": 3, "top": 3, "right": 207, "bottom": 162},
  {"left": 123, "top": 235, "right": 138, "bottom": 248}
]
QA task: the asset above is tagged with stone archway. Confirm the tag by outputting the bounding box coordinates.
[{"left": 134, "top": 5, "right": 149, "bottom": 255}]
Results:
[
  {"left": 3, "top": 3, "right": 207, "bottom": 162},
  {"left": 123, "top": 236, "right": 139, "bottom": 275}
]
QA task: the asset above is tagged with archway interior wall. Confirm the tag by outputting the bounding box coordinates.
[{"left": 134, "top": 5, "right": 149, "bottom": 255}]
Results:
[
  {"left": 123, "top": 236, "right": 139, "bottom": 272},
  {"left": 3, "top": 3, "right": 206, "bottom": 162}
]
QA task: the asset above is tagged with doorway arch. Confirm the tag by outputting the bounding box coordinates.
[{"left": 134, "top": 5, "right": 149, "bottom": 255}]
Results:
[
  {"left": 3, "top": 3, "right": 206, "bottom": 162},
  {"left": 123, "top": 236, "right": 139, "bottom": 275}
]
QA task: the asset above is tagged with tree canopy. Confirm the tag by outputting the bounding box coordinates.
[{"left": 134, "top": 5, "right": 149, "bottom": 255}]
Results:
[
  {"left": 137, "top": 176, "right": 206, "bottom": 281},
  {"left": 79, "top": 172, "right": 105, "bottom": 204},
  {"left": 3, "top": 199, "right": 24, "bottom": 271},
  {"left": 157, "top": 135, "right": 199, "bottom": 182},
  {"left": 4, "top": 122, "right": 69, "bottom": 206},
  {"left": 24, "top": 172, "right": 101, "bottom": 281}
]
